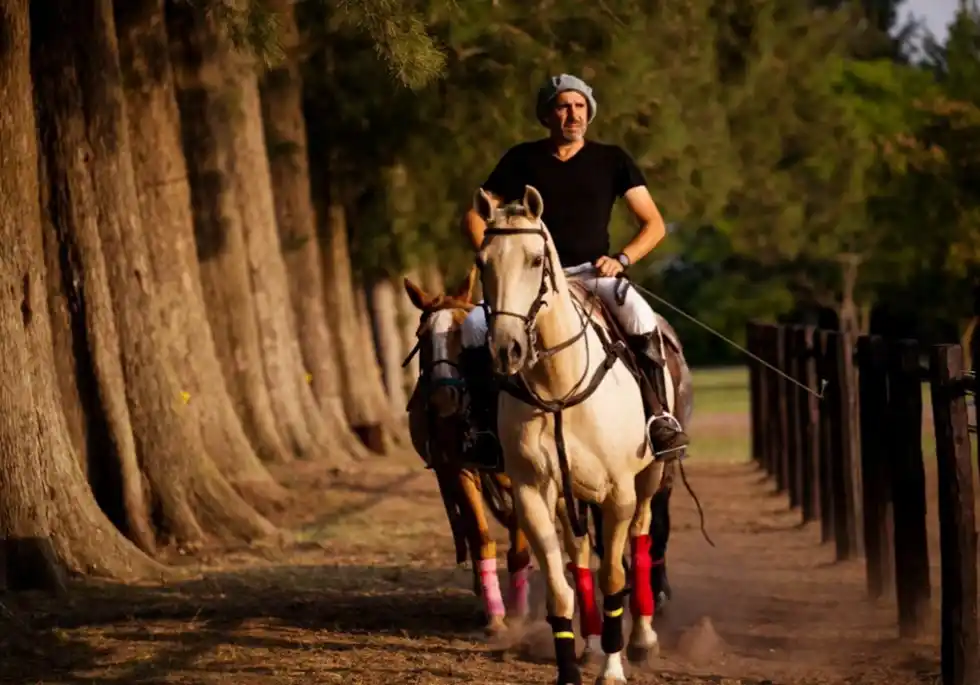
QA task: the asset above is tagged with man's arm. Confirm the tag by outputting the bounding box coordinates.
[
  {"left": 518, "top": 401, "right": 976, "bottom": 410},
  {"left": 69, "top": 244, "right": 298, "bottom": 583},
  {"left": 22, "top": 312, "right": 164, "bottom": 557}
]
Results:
[{"left": 618, "top": 185, "right": 668, "bottom": 266}]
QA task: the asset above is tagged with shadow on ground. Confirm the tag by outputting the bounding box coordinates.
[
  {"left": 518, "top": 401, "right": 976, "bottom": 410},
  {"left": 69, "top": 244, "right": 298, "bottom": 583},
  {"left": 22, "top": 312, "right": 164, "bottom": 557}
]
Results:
[{"left": 0, "top": 562, "right": 484, "bottom": 683}]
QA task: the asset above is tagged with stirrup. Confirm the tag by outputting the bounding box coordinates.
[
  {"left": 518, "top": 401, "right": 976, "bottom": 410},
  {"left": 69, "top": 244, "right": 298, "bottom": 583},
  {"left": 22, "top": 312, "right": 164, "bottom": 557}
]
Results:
[{"left": 645, "top": 411, "right": 688, "bottom": 461}]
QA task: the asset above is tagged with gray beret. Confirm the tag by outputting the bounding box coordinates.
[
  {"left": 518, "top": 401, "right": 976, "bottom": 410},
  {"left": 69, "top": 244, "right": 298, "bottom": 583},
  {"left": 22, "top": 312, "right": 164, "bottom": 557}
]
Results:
[{"left": 535, "top": 73, "right": 597, "bottom": 126}]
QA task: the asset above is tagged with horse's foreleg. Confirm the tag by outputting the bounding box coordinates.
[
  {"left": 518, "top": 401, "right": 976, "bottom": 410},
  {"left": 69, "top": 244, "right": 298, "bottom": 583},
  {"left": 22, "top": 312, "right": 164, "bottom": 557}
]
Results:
[
  {"left": 458, "top": 472, "right": 505, "bottom": 633},
  {"left": 505, "top": 522, "right": 532, "bottom": 620},
  {"left": 557, "top": 504, "right": 602, "bottom": 659},
  {"left": 626, "top": 464, "right": 664, "bottom": 663},
  {"left": 515, "top": 481, "right": 581, "bottom": 685},
  {"left": 596, "top": 486, "right": 635, "bottom": 685}
]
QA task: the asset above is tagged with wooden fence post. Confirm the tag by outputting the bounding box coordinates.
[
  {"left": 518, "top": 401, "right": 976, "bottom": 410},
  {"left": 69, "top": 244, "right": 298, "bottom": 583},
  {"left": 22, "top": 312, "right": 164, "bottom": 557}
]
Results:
[
  {"left": 747, "top": 322, "right": 763, "bottom": 466},
  {"left": 826, "top": 330, "right": 861, "bottom": 560},
  {"left": 774, "top": 325, "right": 789, "bottom": 493},
  {"left": 799, "top": 325, "right": 821, "bottom": 523},
  {"left": 758, "top": 323, "right": 775, "bottom": 476},
  {"left": 816, "top": 330, "right": 835, "bottom": 543},
  {"left": 763, "top": 325, "right": 786, "bottom": 487},
  {"left": 928, "top": 344, "right": 979, "bottom": 685},
  {"left": 783, "top": 325, "right": 803, "bottom": 509},
  {"left": 887, "top": 339, "right": 931, "bottom": 638},
  {"left": 857, "top": 335, "right": 894, "bottom": 600}
]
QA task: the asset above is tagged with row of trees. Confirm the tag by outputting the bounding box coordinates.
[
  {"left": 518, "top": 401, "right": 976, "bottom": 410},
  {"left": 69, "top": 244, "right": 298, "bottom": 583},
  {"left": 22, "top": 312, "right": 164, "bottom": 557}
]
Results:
[
  {"left": 1, "top": 0, "right": 977, "bottom": 589},
  {"left": 0, "top": 0, "right": 450, "bottom": 590}
]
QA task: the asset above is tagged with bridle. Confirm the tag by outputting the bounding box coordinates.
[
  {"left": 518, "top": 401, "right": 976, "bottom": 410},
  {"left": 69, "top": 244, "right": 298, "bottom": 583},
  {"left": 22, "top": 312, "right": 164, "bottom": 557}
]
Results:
[
  {"left": 402, "top": 305, "right": 471, "bottom": 467},
  {"left": 478, "top": 223, "right": 598, "bottom": 408}
]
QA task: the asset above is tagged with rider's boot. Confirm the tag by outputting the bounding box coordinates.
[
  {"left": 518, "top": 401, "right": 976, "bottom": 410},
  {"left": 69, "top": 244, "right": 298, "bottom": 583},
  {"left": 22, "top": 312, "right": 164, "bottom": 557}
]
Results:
[
  {"left": 626, "top": 331, "right": 689, "bottom": 459},
  {"left": 458, "top": 345, "right": 504, "bottom": 470}
]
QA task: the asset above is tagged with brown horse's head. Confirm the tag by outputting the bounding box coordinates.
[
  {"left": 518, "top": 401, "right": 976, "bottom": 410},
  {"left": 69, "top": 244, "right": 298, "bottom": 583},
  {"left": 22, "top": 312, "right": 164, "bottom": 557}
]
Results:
[{"left": 404, "top": 268, "right": 477, "bottom": 418}]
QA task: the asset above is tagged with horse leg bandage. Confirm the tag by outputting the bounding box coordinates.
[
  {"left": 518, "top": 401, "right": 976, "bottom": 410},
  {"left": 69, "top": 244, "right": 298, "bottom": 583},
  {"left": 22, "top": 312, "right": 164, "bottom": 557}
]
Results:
[
  {"left": 508, "top": 563, "right": 531, "bottom": 616},
  {"left": 630, "top": 534, "right": 655, "bottom": 617},
  {"left": 568, "top": 562, "right": 602, "bottom": 637},
  {"left": 478, "top": 558, "right": 505, "bottom": 617},
  {"left": 547, "top": 615, "right": 582, "bottom": 685},
  {"left": 601, "top": 589, "right": 626, "bottom": 654}
]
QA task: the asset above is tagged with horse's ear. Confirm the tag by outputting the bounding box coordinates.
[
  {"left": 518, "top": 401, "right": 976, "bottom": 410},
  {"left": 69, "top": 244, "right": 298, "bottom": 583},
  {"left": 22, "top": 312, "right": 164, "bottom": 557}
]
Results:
[
  {"left": 523, "top": 185, "right": 544, "bottom": 221},
  {"left": 473, "top": 188, "right": 494, "bottom": 222},
  {"left": 451, "top": 266, "right": 478, "bottom": 304},
  {"left": 403, "top": 277, "right": 429, "bottom": 311}
]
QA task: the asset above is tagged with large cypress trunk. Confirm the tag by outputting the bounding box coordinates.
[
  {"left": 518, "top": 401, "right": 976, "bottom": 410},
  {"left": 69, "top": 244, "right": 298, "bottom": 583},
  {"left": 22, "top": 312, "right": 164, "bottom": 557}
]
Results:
[
  {"left": 0, "top": 0, "right": 165, "bottom": 590},
  {"left": 32, "top": 0, "right": 277, "bottom": 547},
  {"left": 369, "top": 278, "right": 408, "bottom": 413},
  {"left": 113, "top": 0, "right": 285, "bottom": 505},
  {"left": 164, "top": 0, "right": 292, "bottom": 464},
  {"left": 257, "top": 0, "right": 364, "bottom": 462}
]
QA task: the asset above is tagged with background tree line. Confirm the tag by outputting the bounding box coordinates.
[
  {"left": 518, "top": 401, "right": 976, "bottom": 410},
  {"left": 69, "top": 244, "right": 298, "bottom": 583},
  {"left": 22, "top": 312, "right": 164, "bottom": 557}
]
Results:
[{"left": 0, "top": 0, "right": 976, "bottom": 588}]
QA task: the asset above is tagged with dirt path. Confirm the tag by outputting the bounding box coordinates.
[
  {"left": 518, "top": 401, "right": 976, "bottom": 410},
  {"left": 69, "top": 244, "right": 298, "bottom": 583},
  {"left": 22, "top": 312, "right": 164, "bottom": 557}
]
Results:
[{"left": 0, "top": 455, "right": 941, "bottom": 684}]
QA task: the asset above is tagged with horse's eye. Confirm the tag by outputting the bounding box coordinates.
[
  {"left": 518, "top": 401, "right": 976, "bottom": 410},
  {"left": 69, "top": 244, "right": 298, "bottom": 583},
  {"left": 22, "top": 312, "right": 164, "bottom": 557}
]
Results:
[{"left": 530, "top": 255, "right": 544, "bottom": 268}]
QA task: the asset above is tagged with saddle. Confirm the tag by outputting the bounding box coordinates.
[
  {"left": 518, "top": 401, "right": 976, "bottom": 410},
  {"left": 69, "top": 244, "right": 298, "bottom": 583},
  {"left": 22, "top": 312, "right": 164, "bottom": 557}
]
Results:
[{"left": 565, "top": 276, "right": 683, "bottom": 368}]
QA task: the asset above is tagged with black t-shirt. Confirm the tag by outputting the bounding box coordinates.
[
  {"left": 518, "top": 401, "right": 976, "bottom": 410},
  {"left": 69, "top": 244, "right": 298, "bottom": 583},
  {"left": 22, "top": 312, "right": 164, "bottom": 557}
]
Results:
[{"left": 481, "top": 139, "right": 647, "bottom": 267}]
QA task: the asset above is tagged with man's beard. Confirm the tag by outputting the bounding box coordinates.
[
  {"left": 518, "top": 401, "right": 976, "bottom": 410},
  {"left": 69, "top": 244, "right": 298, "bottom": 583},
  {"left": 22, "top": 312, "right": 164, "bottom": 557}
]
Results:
[{"left": 561, "top": 123, "right": 585, "bottom": 141}]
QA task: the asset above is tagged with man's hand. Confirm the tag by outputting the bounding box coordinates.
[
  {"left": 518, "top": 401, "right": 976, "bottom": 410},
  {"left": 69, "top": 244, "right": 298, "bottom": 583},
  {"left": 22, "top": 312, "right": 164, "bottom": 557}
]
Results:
[{"left": 594, "top": 255, "right": 625, "bottom": 278}]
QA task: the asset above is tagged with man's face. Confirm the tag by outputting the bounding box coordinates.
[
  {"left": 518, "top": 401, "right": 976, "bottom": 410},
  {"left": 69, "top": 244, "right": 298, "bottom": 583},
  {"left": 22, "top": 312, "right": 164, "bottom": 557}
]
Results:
[{"left": 547, "top": 90, "right": 589, "bottom": 143}]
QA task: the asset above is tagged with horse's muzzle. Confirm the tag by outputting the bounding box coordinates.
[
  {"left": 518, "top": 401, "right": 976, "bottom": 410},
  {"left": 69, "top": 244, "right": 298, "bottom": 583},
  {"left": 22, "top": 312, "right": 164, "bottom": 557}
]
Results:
[{"left": 494, "top": 338, "right": 526, "bottom": 376}]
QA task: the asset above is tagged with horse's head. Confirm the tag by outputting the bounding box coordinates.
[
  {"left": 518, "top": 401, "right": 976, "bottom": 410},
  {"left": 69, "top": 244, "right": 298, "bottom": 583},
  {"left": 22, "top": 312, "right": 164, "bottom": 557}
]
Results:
[
  {"left": 474, "top": 184, "right": 559, "bottom": 376},
  {"left": 404, "top": 269, "right": 477, "bottom": 418}
]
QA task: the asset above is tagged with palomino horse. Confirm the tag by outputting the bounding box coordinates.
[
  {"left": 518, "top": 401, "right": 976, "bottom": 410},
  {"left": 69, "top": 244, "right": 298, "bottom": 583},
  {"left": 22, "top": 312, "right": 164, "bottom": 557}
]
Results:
[
  {"left": 474, "top": 184, "right": 691, "bottom": 685},
  {"left": 402, "top": 271, "right": 534, "bottom": 633},
  {"left": 403, "top": 271, "right": 608, "bottom": 646}
]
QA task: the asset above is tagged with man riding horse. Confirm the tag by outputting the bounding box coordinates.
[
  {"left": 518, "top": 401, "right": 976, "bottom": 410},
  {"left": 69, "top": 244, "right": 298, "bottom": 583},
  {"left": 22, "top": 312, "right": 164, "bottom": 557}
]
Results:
[{"left": 457, "top": 73, "right": 689, "bottom": 471}]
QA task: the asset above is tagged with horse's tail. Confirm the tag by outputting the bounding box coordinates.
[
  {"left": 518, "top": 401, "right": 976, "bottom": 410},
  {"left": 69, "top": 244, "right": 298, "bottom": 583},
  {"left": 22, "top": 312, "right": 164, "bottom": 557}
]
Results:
[{"left": 479, "top": 471, "right": 515, "bottom": 527}]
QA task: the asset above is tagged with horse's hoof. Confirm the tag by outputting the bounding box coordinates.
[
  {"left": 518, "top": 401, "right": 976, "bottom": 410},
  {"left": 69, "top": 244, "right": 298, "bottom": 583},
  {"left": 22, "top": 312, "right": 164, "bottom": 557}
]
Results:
[
  {"left": 594, "top": 676, "right": 627, "bottom": 685},
  {"left": 484, "top": 615, "right": 507, "bottom": 636},
  {"left": 626, "top": 640, "right": 659, "bottom": 664}
]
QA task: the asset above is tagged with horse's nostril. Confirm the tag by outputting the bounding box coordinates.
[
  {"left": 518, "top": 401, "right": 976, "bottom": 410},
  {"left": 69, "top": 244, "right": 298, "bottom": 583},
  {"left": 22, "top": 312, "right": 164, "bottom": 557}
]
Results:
[{"left": 508, "top": 340, "right": 523, "bottom": 364}]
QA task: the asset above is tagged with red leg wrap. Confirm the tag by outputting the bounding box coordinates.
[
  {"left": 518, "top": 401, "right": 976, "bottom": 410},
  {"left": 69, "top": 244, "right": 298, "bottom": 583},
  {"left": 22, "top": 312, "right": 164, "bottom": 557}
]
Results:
[{"left": 630, "top": 534, "right": 654, "bottom": 617}]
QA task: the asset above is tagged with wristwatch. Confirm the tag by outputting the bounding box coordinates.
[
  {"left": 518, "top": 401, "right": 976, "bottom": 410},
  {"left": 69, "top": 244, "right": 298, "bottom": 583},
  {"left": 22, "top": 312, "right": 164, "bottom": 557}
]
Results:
[{"left": 615, "top": 252, "right": 631, "bottom": 269}]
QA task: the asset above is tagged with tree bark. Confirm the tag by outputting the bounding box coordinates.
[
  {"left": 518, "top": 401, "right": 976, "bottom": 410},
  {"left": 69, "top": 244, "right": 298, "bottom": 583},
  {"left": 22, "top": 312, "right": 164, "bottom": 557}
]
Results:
[
  {"left": 114, "top": 0, "right": 286, "bottom": 505},
  {"left": 0, "top": 0, "right": 165, "bottom": 590},
  {"left": 258, "top": 0, "right": 367, "bottom": 462},
  {"left": 165, "top": 0, "right": 292, "bottom": 464},
  {"left": 33, "top": 0, "right": 277, "bottom": 548},
  {"left": 370, "top": 277, "right": 408, "bottom": 413},
  {"left": 226, "top": 51, "right": 336, "bottom": 461},
  {"left": 397, "top": 269, "right": 422, "bottom": 402},
  {"left": 356, "top": 286, "right": 410, "bottom": 445}
]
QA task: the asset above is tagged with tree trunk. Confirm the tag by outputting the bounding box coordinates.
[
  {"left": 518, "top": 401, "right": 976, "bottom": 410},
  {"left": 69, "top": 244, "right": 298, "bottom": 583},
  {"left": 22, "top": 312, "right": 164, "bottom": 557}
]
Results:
[
  {"left": 370, "top": 278, "right": 408, "bottom": 413},
  {"left": 356, "top": 286, "right": 410, "bottom": 445},
  {"left": 33, "top": 0, "right": 277, "bottom": 548},
  {"left": 258, "top": 0, "right": 367, "bottom": 462},
  {"left": 225, "top": 50, "right": 336, "bottom": 461},
  {"left": 32, "top": 1, "right": 155, "bottom": 553},
  {"left": 0, "top": 0, "right": 165, "bottom": 590},
  {"left": 165, "top": 0, "right": 292, "bottom": 464},
  {"left": 114, "top": 0, "right": 286, "bottom": 505},
  {"left": 397, "top": 268, "right": 422, "bottom": 401},
  {"left": 314, "top": 196, "right": 387, "bottom": 453}
]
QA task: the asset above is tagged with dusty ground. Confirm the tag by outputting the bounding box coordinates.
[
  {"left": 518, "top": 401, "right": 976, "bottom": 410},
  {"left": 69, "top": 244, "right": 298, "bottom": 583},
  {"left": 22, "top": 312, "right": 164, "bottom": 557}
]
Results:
[{"left": 0, "top": 450, "right": 944, "bottom": 685}]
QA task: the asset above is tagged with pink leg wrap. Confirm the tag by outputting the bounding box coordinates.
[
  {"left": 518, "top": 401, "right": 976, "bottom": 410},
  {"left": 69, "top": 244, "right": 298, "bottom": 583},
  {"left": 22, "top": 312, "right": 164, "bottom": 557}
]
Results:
[
  {"left": 568, "top": 562, "right": 602, "bottom": 637},
  {"left": 630, "top": 534, "right": 654, "bottom": 617},
  {"left": 478, "top": 558, "right": 505, "bottom": 617},
  {"left": 508, "top": 563, "right": 531, "bottom": 616}
]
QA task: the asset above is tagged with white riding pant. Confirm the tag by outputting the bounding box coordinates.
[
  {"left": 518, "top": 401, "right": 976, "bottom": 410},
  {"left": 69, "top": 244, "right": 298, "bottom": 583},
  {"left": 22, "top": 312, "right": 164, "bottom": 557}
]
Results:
[{"left": 461, "top": 263, "right": 658, "bottom": 349}]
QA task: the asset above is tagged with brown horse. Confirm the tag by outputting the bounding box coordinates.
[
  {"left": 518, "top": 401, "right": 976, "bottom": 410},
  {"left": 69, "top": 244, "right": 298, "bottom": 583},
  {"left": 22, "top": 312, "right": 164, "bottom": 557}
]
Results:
[{"left": 403, "top": 270, "right": 533, "bottom": 634}]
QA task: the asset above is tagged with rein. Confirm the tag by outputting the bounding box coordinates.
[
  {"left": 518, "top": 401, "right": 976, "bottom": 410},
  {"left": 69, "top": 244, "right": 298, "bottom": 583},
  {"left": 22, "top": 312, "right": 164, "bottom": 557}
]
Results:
[{"left": 480, "top": 225, "right": 627, "bottom": 538}]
